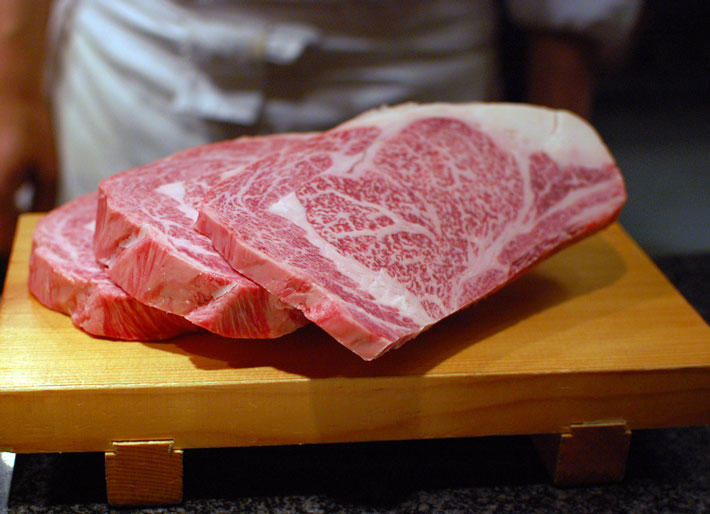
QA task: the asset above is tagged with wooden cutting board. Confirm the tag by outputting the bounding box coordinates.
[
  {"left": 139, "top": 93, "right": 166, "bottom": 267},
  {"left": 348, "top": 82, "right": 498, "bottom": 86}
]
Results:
[{"left": 1, "top": 214, "right": 709, "bottom": 454}]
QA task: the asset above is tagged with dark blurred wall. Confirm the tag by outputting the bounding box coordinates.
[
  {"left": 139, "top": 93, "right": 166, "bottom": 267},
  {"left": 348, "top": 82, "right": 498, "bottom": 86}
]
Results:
[{"left": 592, "top": 0, "right": 710, "bottom": 256}]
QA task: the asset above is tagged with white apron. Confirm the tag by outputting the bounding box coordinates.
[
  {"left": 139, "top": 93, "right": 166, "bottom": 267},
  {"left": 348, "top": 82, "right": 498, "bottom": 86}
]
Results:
[
  {"left": 48, "top": 0, "right": 641, "bottom": 203},
  {"left": 49, "top": 0, "right": 502, "bottom": 203}
]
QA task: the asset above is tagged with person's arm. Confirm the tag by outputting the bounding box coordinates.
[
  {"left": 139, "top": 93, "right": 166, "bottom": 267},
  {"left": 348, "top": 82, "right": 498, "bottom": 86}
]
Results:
[
  {"left": 525, "top": 30, "right": 596, "bottom": 119},
  {"left": 0, "top": 0, "right": 57, "bottom": 256}
]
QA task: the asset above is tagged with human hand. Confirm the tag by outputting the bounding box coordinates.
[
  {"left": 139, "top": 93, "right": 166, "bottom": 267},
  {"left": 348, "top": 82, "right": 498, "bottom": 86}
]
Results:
[
  {"left": 0, "top": 97, "right": 57, "bottom": 257},
  {"left": 526, "top": 31, "right": 596, "bottom": 119}
]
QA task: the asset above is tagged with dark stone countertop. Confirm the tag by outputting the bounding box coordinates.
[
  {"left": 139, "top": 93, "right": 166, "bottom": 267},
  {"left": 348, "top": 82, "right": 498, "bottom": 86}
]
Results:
[
  {"left": 7, "top": 427, "right": 710, "bottom": 513},
  {"left": 4, "top": 254, "right": 709, "bottom": 514}
]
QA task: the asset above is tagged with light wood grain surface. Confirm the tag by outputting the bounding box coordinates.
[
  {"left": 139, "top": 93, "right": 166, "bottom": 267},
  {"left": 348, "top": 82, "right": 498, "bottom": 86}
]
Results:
[{"left": 1, "top": 214, "right": 709, "bottom": 453}]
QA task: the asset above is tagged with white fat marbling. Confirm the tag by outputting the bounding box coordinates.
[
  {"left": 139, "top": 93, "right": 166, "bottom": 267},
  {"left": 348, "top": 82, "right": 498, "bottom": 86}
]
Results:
[{"left": 156, "top": 181, "right": 198, "bottom": 222}]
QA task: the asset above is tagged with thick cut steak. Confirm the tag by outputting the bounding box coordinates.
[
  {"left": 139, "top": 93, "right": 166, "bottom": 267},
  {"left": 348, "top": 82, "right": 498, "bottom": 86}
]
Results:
[
  {"left": 28, "top": 193, "right": 196, "bottom": 340},
  {"left": 196, "top": 103, "right": 627, "bottom": 360},
  {"left": 95, "top": 137, "right": 308, "bottom": 338}
]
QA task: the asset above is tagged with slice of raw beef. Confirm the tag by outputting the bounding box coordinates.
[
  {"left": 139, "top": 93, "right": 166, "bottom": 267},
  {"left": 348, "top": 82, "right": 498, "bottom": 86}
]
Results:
[
  {"left": 95, "top": 136, "right": 309, "bottom": 338},
  {"left": 196, "top": 102, "right": 627, "bottom": 360},
  {"left": 28, "top": 193, "right": 196, "bottom": 340}
]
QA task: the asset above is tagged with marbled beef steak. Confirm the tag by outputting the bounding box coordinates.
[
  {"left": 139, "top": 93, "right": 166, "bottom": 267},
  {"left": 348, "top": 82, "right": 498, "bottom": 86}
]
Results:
[
  {"left": 196, "top": 103, "right": 626, "bottom": 360},
  {"left": 28, "top": 193, "right": 196, "bottom": 340},
  {"left": 95, "top": 137, "right": 308, "bottom": 339}
]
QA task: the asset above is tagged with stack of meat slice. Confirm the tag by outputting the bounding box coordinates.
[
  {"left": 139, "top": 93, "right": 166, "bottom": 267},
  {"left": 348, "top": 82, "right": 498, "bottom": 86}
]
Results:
[
  {"left": 28, "top": 102, "right": 626, "bottom": 360},
  {"left": 28, "top": 193, "right": 196, "bottom": 340},
  {"left": 93, "top": 136, "right": 309, "bottom": 338}
]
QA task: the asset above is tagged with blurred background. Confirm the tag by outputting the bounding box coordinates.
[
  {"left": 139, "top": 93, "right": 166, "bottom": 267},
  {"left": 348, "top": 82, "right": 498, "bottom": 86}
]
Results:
[{"left": 592, "top": 1, "right": 710, "bottom": 258}]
